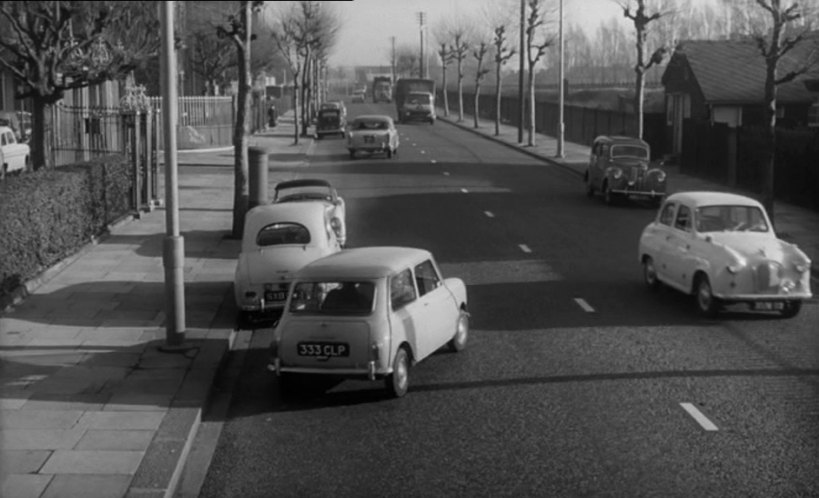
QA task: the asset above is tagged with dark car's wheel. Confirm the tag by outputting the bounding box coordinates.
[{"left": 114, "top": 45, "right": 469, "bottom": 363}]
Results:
[
  {"left": 585, "top": 172, "right": 595, "bottom": 198},
  {"left": 349, "top": 149, "right": 355, "bottom": 159},
  {"left": 386, "top": 148, "right": 393, "bottom": 159},
  {"left": 603, "top": 182, "right": 616, "bottom": 205},
  {"left": 448, "top": 309, "right": 469, "bottom": 352},
  {"left": 643, "top": 256, "right": 660, "bottom": 290},
  {"left": 779, "top": 300, "right": 802, "bottom": 318},
  {"left": 695, "top": 274, "right": 720, "bottom": 317},
  {"left": 385, "top": 347, "right": 410, "bottom": 398}
]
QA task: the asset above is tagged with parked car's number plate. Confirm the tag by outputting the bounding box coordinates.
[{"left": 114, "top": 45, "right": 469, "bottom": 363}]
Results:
[
  {"left": 364, "top": 135, "right": 374, "bottom": 143},
  {"left": 753, "top": 301, "right": 785, "bottom": 311},
  {"left": 264, "top": 291, "right": 287, "bottom": 302},
  {"left": 298, "top": 342, "right": 349, "bottom": 357}
]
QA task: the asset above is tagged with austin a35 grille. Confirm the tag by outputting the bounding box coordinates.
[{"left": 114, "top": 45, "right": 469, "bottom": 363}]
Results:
[{"left": 753, "top": 261, "right": 785, "bottom": 293}]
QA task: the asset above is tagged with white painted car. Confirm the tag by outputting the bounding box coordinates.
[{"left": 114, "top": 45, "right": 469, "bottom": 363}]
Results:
[
  {"left": 268, "top": 247, "right": 469, "bottom": 398},
  {"left": 234, "top": 202, "right": 343, "bottom": 324},
  {"left": 0, "top": 125, "right": 30, "bottom": 177},
  {"left": 638, "top": 191, "right": 812, "bottom": 317},
  {"left": 272, "top": 179, "right": 347, "bottom": 247},
  {"left": 346, "top": 115, "right": 399, "bottom": 159}
]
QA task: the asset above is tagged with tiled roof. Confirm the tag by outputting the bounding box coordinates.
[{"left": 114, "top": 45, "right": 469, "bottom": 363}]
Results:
[{"left": 673, "top": 33, "right": 819, "bottom": 104}]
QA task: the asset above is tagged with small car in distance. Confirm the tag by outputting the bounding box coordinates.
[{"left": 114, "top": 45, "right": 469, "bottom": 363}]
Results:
[
  {"left": 0, "top": 125, "right": 31, "bottom": 177},
  {"left": 268, "top": 247, "right": 469, "bottom": 398},
  {"left": 347, "top": 115, "right": 399, "bottom": 159},
  {"left": 638, "top": 191, "right": 812, "bottom": 318},
  {"left": 585, "top": 135, "right": 667, "bottom": 206},
  {"left": 315, "top": 108, "right": 346, "bottom": 139},
  {"left": 272, "top": 178, "right": 346, "bottom": 247},
  {"left": 234, "top": 202, "right": 343, "bottom": 326}
]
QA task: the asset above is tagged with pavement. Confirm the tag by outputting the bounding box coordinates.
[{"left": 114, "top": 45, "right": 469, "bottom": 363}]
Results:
[{"left": 1, "top": 107, "right": 817, "bottom": 498}]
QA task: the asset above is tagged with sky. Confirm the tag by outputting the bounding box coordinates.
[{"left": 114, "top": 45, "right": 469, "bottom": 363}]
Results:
[{"left": 327, "top": 0, "right": 631, "bottom": 68}]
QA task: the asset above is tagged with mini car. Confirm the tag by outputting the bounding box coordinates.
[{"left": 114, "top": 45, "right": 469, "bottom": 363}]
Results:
[
  {"left": 272, "top": 178, "right": 346, "bottom": 247},
  {"left": 0, "top": 125, "right": 31, "bottom": 177},
  {"left": 234, "top": 202, "right": 343, "bottom": 325},
  {"left": 315, "top": 108, "right": 346, "bottom": 139},
  {"left": 347, "top": 115, "right": 399, "bottom": 159},
  {"left": 268, "top": 246, "right": 469, "bottom": 398},
  {"left": 638, "top": 191, "right": 812, "bottom": 318},
  {"left": 585, "top": 135, "right": 667, "bottom": 206}
]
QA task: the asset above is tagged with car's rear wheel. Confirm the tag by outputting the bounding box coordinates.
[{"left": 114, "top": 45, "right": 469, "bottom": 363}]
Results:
[
  {"left": 779, "top": 300, "right": 802, "bottom": 318},
  {"left": 386, "top": 148, "right": 393, "bottom": 159},
  {"left": 349, "top": 149, "right": 355, "bottom": 159},
  {"left": 448, "top": 309, "right": 469, "bottom": 352},
  {"left": 695, "top": 274, "right": 720, "bottom": 317},
  {"left": 585, "top": 172, "right": 595, "bottom": 198},
  {"left": 385, "top": 347, "right": 410, "bottom": 398},
  {"left": 643, "top": 256, "right": 659, "bottom": 290},
  {"left": 603, "top": 182, "right": 616, "bottom": 205}
]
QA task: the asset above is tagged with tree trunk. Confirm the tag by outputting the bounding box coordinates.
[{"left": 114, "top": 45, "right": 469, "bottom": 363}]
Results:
[
  {"left": 457, "top": 61, "right": 464, "bottom": 122},
  {"left": 292, "top": 78, "right": 300, "bottom": 145},
  {"left": 230, "top": 1, "right": 252, "bottom": 240},
  {"left": 527, "top": 63, "right": 536, "bottom": 146},
  {"left": 635, "top": 68, "right": 645, "bottom": 139},
  {"left": 473, "top": 81, "right": 480, "bottom": 128},
  {"left": 31, "top": 97, "right": 54, "bottom": 170},
  {"left": 300, "top": 53, "right": 311, "bottom": 137},
  {"left": 442, "top": 66, "right": 449, "bottom": 118},
  {"left": 762, "top": 61, "right": 777, "bottom": 223},
  {"left": 494, "top": 65, "right": 502, "bottom": 136}
]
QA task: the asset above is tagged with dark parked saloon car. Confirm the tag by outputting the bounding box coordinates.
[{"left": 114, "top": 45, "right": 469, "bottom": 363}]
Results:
[{"left": 585, "top": 135, "right": 667, "bottom": 206}]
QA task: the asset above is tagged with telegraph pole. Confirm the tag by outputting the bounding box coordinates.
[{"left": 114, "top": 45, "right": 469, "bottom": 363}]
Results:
[
  {"left": 557, "top": 0, "right": 565, "bottom": 158},
  {"left": 518, "top": 0, "right": 525, "bottom": 144},
  {"left": 391, "top": 36, "right": 396, "bottom": 82},
  {"left": 160, "top": 0, "right": 186, "bottom": 347},
  {"left": 417, "top": 12, "right": 427, "bottom": 78}
]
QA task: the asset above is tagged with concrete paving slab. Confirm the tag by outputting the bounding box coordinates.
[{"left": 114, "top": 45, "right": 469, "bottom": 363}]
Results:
[
  {"left": 0, "top": 409, "right": 84, "bottom": 429},
  {"left": 1, "top": 473, "right": 53, "bottom": 498},
  {"left": 21, "top": 393, "right": 110, "bottom": 412},
  {"left": 76, "top": 411, "right": 166, "bottom": 431},
  {"left": 0, "top": 450, "right": 50, "bottom": 476},
  {"left": 75, "top": 430, "right": 155, "bottom": 451},
  {"left": 41, "top": 474, "right": 131, "bottom": 498},
  {"left": 41, "top": 450, "right": 144, "bottom": 474},
  {"left": 0, "top": 428, "right": 86, "bottom": 450}
]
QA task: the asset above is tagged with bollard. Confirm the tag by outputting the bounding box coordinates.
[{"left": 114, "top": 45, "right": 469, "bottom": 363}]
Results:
[{"left": 248, "top": 146, "right": 270, "bottom": 209}]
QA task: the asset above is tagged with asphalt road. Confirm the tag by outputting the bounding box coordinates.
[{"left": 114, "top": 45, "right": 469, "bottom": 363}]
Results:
[{"left": 184, "top": 102, "right": 819, "bottom": 498}]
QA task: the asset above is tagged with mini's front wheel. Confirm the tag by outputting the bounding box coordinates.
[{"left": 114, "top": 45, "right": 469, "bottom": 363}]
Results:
[
  {"left": 385, "top": 347, "right": 410, "bottom": 398},
  {"left": 448, "top": 310, "right": 469, "bottom": 352}
]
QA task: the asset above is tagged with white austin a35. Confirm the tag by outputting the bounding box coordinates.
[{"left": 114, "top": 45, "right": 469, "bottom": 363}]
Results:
[
  {"left": 234, "top": 202, "right": 343, "bottom": 325},
  {"left": 638, "top": 191, "right": 812, "bottom": 318}
]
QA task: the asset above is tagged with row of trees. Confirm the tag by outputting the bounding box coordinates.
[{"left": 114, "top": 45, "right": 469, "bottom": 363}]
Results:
[{"left": 426, "top": 0, "right": 818, "bottom": 221}]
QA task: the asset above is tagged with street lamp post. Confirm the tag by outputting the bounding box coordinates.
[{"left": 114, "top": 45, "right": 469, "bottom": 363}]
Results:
[
  {"left": 557, "top": 0, "right": 565, "bottom": 158},
  {"left": 417, "top": 12, "right": 427, "bottom": 78},
  {"left": 518, "top": 0, "right": 525, "bottom": 144}
]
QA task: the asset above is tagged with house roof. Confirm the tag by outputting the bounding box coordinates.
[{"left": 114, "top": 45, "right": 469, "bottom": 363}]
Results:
[{"left": 666, "top": 32, "right": 819, "bottom": 104}]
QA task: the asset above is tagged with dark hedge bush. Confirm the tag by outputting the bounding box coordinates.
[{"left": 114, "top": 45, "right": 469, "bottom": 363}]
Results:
[{"left": 0, "top": 155, "right": 132, "bottom": 300}]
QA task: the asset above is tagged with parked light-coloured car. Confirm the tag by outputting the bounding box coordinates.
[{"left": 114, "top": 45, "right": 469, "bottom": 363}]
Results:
[
  {"left": 272, "top": 178, "right": 346, "bottom": 247},
  {"left": 585, "top": 135, "right": 667, "bottom": 206},
  {"left": 268, "top": 247, "right": 469, "bottom": 398},
  {"left": 0, "top": 125, "right": 31, "bottom": 177},
  {"left": 638, "top": 191, "right": 812, "bottom": 317},
  {"left": 234, "top": 202, "right": 343, "bottom": 324},
  {"left": 347, "top": 115, "right": 399, "bottom": 159}
]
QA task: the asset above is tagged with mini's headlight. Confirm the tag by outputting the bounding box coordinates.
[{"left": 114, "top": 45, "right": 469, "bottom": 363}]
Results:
[
  {"left": 727, "top": 264, "right": 743, "bottom": 274},
  {"left": 794, "top": 263, "right": 808, "bottom": 273}
]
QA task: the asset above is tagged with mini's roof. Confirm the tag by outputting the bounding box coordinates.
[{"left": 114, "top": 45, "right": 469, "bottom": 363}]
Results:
[
  {"left": 275, "top": 179, "right": 332, "bottom": 190},
  {"left": 350, "top": 114, "right": 393, "bottom": 123},
  {"left": 592, "top": 135, "right": 649, "bottom": 146},
  {"left": 665, "top": 191, "right": 764, "bottom": 208},
  {"left": 295, "top": 247, "right": 433, "bottom": 280}
]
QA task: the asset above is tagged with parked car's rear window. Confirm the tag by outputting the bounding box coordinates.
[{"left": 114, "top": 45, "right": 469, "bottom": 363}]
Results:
[
  {"left": 256, "top": 222, "right": 310, "bottom": 246},
  {"left": 289, "top": 281, "right": 375, "bottom": 314},
  {"left": 353, "top": 120, "right": 388, "bottom": 130},
  {"left": 695, "top": 205, "right": 769, "bottom": 233},
  {"left": 611, "top": 145, "right": 648, "bottom": 159},
  {"left": 407, "top": 94, "right": 430, "bottom": 105}
]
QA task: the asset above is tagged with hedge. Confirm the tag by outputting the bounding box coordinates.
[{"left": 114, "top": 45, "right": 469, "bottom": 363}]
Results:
[{"left": 0, "top": 155, "right": 132, "bottom": 301}]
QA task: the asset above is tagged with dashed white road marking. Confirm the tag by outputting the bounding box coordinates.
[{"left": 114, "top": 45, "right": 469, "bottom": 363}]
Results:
[
  {"left": 574, "top": 298, "right": 595, "bottom": 313},
  {"left": 484, "top": 211, "right": 495, "bottom": 218},
  {"left": 443, "top": 171, "right": 450, "bottom": 176},
  {"left": 431, "top": 159, "right": 437, "bottom": 164},
  {"left": 421, "top": 150, "right": 426, "bottom": 154},
  {"left": 680, "top": 403, "right": 719, "bottom": 431},
  {"left": 412, "top": 143, "right": 417, "bottom": 147},
  {"left": 460, "top": 188, "right": 469, "bottom": 193},
  {"left": 518, "top": 244, "right": 532, "bottom": 253}
]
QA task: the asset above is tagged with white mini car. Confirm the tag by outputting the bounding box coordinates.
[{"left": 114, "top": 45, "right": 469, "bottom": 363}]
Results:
[
  {"left": 638, "top": 191, "right": 812, "bottom": 317},
  {"left": 234, "top": 202, "right": 343, "bottom": 324},
  {"left": 0, "top": 125, "right": 30, "bottom": 177},
  {"left": 268, "top": 247, "right": 469, "bottom": 398}
]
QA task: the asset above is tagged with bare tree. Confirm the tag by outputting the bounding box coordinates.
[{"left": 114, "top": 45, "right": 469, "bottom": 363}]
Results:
[
  {"left": 394, "top": 44, "right": 419, "bottom": 77},
  {"left": 0, "top": 0, "right": 160, "bottom": 170},
  {"left": 524, "top": 0, "right": 554, "bottom": 146},
  {"left": 216, "top": 0, "right": 263, "bottom": 239},
  {"left": 471, "top": 39, "right": 492, "bottom": 128},
  {"left": 620, "top": 0, "right": 669, "bottom": 139},
  {"left": 187, "top": 5, "right": 235, "bottom": 95},
  {"left": 270, "top": 4, "right": 304, "bottom": 145},
  {"left": 437, "top": 42, "right": 456, "bottom": 116},
  {"left": 449, "top": 25, "right": 471, "bottom": 122},
  {"left": 749, "top": 0, "right": 818, "bottom": 222},
  {"left": 492, "top": 25, "right": 516, "bottom": 136}
]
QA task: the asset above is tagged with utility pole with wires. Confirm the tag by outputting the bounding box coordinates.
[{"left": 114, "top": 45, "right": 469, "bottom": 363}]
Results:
[
  {"left": 390, "top": 36, "right": 396, "bottom": 82},
  {"left": 518, "top": 0, "right": 525, "bottom": 144},
  {"left": 417, "top": 11, "right": 427, "bottom": 78},
  {"left": 557, "top": 0, "right": 565, "bottom": 158}
]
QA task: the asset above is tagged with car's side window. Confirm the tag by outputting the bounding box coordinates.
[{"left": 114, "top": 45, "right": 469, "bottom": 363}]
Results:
[
  {"left": 390, "top": 268, "right": 417, "bottom": 310},
  {"left": 659, "top": 202, "right": 676, "bottom": 226},
  {"left": 674, "top": 205, "right": 692, "bottom": 232},
  {"left": 414, "top": 260, "right": 441, "bottom": 297}
]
